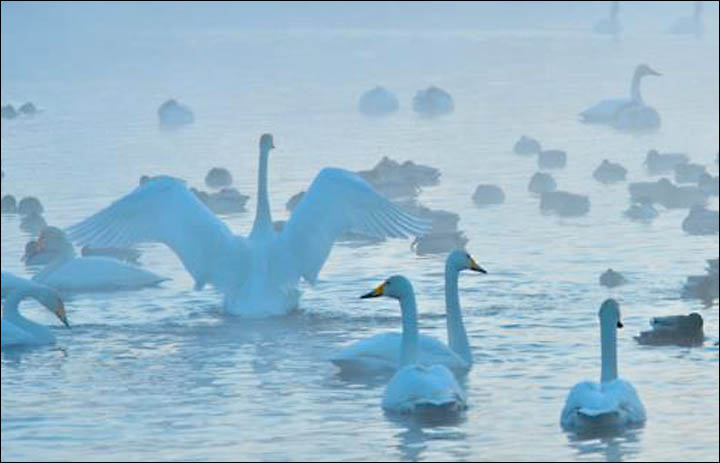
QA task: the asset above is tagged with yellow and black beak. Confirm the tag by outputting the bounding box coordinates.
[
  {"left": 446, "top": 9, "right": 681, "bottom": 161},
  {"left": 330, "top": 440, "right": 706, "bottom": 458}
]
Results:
[
  {"left": 360, "top": 282, "right": 386, "bottom": 299},
  {"left": 55, "top": 302, "right": 70, "bottom": 328},
  {"left": 469, "top": 257, "right": 487, "bottom": 274}
]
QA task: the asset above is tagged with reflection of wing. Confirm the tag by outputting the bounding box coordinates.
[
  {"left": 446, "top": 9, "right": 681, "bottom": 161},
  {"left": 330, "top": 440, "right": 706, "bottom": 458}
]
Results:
[
  {"left": 280, "top": 168, "right": 430, "bottom": 283},
  {"left": 67, "top": 176, "right": 245, "bottom": 288}
]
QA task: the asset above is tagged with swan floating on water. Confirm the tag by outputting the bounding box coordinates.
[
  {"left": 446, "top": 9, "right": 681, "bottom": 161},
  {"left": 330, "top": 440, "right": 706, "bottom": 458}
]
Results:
[
  {"left": 593, "top": 160, "right": 627, "bottom": 184},
  {"left": 681, "top": 204, "right": 718, "bottom": 235},
  {"left": 560, "top": 299, "right": 646, "bottom": 432},
  {"left": 412, "top": 86, "right": 454, "bottom": 117},
  {"left": 205, "top": 167, "right": 233, "bottom": 189},
  {"left": 600, "top": 269, "right": 626, "bottom": 288},
  {"left": 1, "top": 194, "right": 17, "bottom": 213},
  {"left": 358, "top": 86, "right": 399, "bottom": 116},
  {"left": 192, "top": 187, "right": 249, "bottom": 214},
  {"left": 1, "top": 272, "right": 69, "bottom": 348},
  {"left": 538, "top": 150, "right": 567, "bottom": 170},
  {"left": 580, "top": 64, "right": 661, "bottom": 131},
  {"left": 23, "top": 227, "right": 167, "bottom": 292},
  {"left": 629, "top": 178, "right": 707, "bottom": 209},
  {"left": 667, "top": 1, "right": 704, "bottom": 36},
  {"left": 67, "top": 134, "right": 429, "bottom": 317},
  {"left": 540, "top": 191, "right": 590, "bottom": 217},
  {"left": 635, "top": 313, "right": 704, "bottom": 347},
  {"left": 158, "top": 99, "right": 194, "bottom": 127},
  {"left": 18, "top": 196, "right": 43, "bottom": 215},
  {"left": 594, "top": 1, "right": 622, "bottom": 36},
  {"left": 513, "top": 136, "right": 542, "bottom": 155},
  {"left": 332, "top": 250, "right": 485, "bottom": 375},
  {"left": 360, "top": 275, "right": 468, "bottom": 414},
  {"left": 472, "top": 185, "right": 505, "bottom": 207},
  {"left": 644, "top": 149, "right": 688, "bottom": 175},
  {"left": 1, "top": 104, "right": 18, "bottom": 119},
  {"left": 528, "top": 172, "right": 557, "bottom": 194}
]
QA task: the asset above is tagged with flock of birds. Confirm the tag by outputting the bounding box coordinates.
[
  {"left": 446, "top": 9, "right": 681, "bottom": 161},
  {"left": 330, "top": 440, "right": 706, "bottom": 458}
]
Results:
[{"left": 1, "top": 0, "right": 718, "bottom": 436}]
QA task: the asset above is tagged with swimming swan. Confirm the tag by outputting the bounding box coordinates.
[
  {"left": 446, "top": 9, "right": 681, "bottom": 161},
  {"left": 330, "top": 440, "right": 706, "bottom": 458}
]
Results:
[
  {"left": 332, "top": 250, "right": 485, "bottom": 375},
  {"left": 361, "top": 275, "right": 467, "bottom": 414},
  {"left": 67, "top": 134, "right": 429, "bottom": 317},
  {"left": 667, "top": 1, "right": 703, "bottom": 36},
  {"left": 23, "top": 227, "right": 167, "bottom": 292},
  {"left": 1, "top": 272, "right": 69, "bottom": 348},
  {"left": 594, "top": 1, "right": 621, "bottom": 36},
  {"left": 560, "top": 299, "right": 646, "bottom": 431},
  {"left": 580, "top": 64, "right": 661, "bottom": 130}
]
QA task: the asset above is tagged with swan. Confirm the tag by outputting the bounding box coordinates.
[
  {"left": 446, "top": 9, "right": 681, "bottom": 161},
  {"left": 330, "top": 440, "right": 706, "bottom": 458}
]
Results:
[
  {"left": 580, "top": 64, "right": 661, "bottom": 130},
  {"left": 635, "top": 313, "right": 704, "bottom": 347},
  {"left": 1, "top": 272, "right": 69, "bottom": 348},
  {"left": 358, "top": 86, "right": 399, "bottom": 116},
  {"left": 667, "top": 1, "right": 703, "bottom": 36},
  {"left": 594, "top": 1, "right": 622, "bottom": 36},
  {"left": 472, "top": 185, "right": 505, "bottom": 206},
  {"left": 561, "top": 299, "right": 646, "bottom": 431},
  {"left": 23, "top": 226, "right": 167, "bottom": 292},
  {"left": 360, "top": 275, "right": 467, "bottom": 414},
  {"left": 332, "top": 250, "right": 485, "bottom": 375},
  {"left": 67, "top": 134, "right": 429, "bottom": 317}
]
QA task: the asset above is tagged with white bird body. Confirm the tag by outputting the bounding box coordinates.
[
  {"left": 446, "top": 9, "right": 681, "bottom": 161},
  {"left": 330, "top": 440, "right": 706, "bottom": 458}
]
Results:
[
  {"left": 33, "top": 256, "right": 168, "bottom": 293},
  {"left": 332, "top": 331, "right": 468, "bottom": 374},
  {"left": 332, "top": 250, "right": 484, "bottom": 374},
  {"left": 580, "top": 64, "right": 661, "bottom": 130},
  {"left": 24, "top": 227, "right": 167, "bottom": 293},
  {"left": 360, "top": 276, "right": 467, "bottom": 414},
  {"left": 1, "top": 272, "right": 69, "bottom": 348},
  {"left": 561, "top": 379, "right": 645, "bottom": 429},
  {"left": 383, "top": 363, "right": 467, "bottom": 413},
  {"left": 68, "top": 135, "right": 428, "bottom": 318},
  {"left": 561, "top": 299, "right": 646, "bottom": 431}
]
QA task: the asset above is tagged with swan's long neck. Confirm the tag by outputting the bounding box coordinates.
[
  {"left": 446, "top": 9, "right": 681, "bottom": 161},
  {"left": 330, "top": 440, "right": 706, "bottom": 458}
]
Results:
[
  {"left": 399, "top": 290, "right": 419, "bottom": 368},
  {"left": 2, "top": 291, "right": 50, "bottom": 339},
  {"left": 250, "top": 145, "right": 273, "bottom": 239},
  {"left": 445, "top": 265, "right": 472, "bottom": 365},
  {"left": 630, "top": 69, "right": 644, "bottom": 103},
  {"left": 600, "top": 316, "right": 618, "bottom": 383},
  {"left": 610, "top": 1, "right": 619, "bottom": 19}
]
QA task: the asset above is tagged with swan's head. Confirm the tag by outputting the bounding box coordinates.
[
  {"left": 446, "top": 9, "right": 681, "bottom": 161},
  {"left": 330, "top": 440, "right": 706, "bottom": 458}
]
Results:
[
  {"left": 599, "top": 299, "right": 623, "bottom": 328},
  {"left": 23, "top": 226, "right": 71, "bottom": 262},
  {"left": 260, "top": 133, "right": 275, "bottom": 151},
  {"left": 636, "top": 64, "right": 661, "bottom": 78},
  {"left": 447, "top": 249, "right": 487, "bottom": 274},
  {"left": 29, "top": 284, "right": 70, "bottom": 328},
  {"left": 360, "top": 275, "right": 413, "bottom": 300}
]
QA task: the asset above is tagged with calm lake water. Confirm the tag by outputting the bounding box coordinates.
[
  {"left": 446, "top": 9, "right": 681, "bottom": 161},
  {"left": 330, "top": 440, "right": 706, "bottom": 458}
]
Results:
[{"left": 2, "top": 18, "right": 719, "bottom": 462}]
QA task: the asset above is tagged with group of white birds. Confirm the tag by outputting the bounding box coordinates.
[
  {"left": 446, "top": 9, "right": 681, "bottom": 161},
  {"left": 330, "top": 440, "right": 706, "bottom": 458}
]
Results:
[
  {"left": 1, "top": 131, "right": 655, "bottom": 433},
  {"left": 1, "top": 2, "right": 715, "bottom": 432}
]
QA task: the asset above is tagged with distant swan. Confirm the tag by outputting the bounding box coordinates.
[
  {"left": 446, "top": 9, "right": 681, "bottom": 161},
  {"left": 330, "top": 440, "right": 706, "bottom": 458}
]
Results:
[
  {"left": 1, "top": 272, "right": 69, "bottom": 348},
  {"left": 667, "top": 1, "right": 704, "bottom": 36},
  {"left": 67, "top": 134, "right": 429, "bottom": 318},
  {"left": 361, "top": 275, "right": 467, "bottom": 414},
  {"left": 594, "top": 1, "right": 621, "bottom": 35},
  {"left": 561, "top": 299, "right": 646, "bottom": 431},
  {"left": 580, "top": 64, "right": 661, "bottom": 131},
  {"left": 23, "top": 227, "right": 167, "bottom": 292},
  {"left": 332, "top": 250, "right": 486, "bottom": 375}
]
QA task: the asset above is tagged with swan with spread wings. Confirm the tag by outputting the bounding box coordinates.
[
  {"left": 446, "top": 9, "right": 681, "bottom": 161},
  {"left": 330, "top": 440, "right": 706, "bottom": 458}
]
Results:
[{"left": 67, "top": 134, "right": 429, "bottom": 318}]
